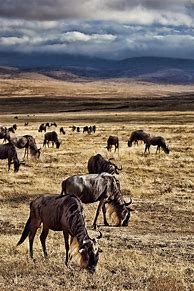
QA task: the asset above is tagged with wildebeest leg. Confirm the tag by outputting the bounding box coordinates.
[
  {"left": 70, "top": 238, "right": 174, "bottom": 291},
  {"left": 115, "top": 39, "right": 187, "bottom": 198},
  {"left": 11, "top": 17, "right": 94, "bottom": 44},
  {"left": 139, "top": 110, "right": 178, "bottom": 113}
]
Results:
[
  {"left": 29, "top": 222, "right": 40, "bottom": 258},
  {"left": 93, "top": 198, "right": 105, "bottom": 229},
  {"left": 8, "top": 157, "right": 12, "bottom": 171},
  {"left": 23, "top": 148, "right": 26, "bottom": 159},
  {"left": 63, "top": 231, "right": 69, "bottom": 266},
  {"left": 102, "top": 203, "right": 109, "bottom": 226},
  {"left": 40, "top": 227, "right": 49, "bottom": 257},
  {"left": 144, "top": 144, "right": 148, "bottom": 154}
]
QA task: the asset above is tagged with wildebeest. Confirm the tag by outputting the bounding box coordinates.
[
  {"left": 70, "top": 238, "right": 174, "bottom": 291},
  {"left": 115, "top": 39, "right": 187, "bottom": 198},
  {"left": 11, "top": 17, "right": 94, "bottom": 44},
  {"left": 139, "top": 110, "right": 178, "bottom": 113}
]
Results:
[
  {"left": 11, "top": 135, "right": 40, "bottom": 159},
  {"left": 61, "top": 173, "right": 133, "bottom": 229},
  {"left": 83, "top": 126, "right": 89, "bottom": 133},
  {"left": 83, "top": 125, "right": 96, "bottom": 134},
  {"left": 24, "top": 122, "right": 29, "bottom": 126},
  {"left": 144, "top": 136, "right": 170, "bottom": 154},
  {"left": 51, "top": 122, "right": 57, "bottom": 127},
  {"left": 38, "top": 123, "right": 46, "bottom": 132},
  {"left": 0, "top": 142, "right": 24, "bottom": 172},
  {"left": 12, "top": 124, "right": 17, "bottom": 131},
  {"left": 0, "top": 130, "right": 10, "bottom": 143},
  {"left": 60, "top": 127, "right": 66, "bottom": 135},
  {"left": 8, "top": 124, "right": 17, "bottom": 133},
  {"left": 43, "top": 131, "right": 61, "bottom": 148},
  {"left": 17, "top": 194, "right": 101, "bottom": 273},
  {"left": 92, "top": 125, "right": 96, "bottom": 133},
  {"left": 106, "top": 136, "right": 119, "bottom": 152},
  {"left": 88, "top": 154, "right": 122, "bottom": 175},
  {"left": 128, "top": 130, "right": 150, "bottom": 147}
]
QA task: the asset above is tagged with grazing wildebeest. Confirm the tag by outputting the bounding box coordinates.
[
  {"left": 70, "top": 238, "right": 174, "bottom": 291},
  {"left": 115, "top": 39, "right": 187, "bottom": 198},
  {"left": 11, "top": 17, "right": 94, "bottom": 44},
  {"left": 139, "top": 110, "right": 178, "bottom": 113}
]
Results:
[
  {"left": 43, "top": 131, "right": 61, "bottom": 148},
  {"left": 61, "top": 173, "right": 133, "bottom": 229},
  {"left": 72, "top": 125, "right": 76, "bottom": 131},
  {"left": 51, "top": 122, "right": 57, "bottom": 127},
  {"left": 12, "top": 124, "right": 17, "bottom": 131},
  {"left": 7, "top": 126, "right": 15, "bottom": 133},
  {"left": 0, "top": 143, "right": 24, "bottom": 172},
  {"left": 38, "top": 123, "right": 46, "bottom": 132},
  {"left": 128, "top": 130, "right": 150, "bottom": 147},
  {"left": 88, "top": 154, "right": 122, "bottom": 175},
  {"left": 144, "top": 136, "right": 170, "bottom": 155},
  {"left": 45, "top": 122, "right": 50, "bottom": 128},
  {"left": 17, "top": 194, "right": 101, "bottom": 272},
  {"left": 76, "top": 127, "right": 80, "bottom": 132},
  {"left": 11, "top": 135, "right": 40, "bottom": 159},
  {"left": 106, "top": 136, "right": 119, "bottom": 152},
  {"left": 92, "top": 125, "right": 96, "bottom": 133},
  {"left": 23, "top": 135, "right": 41, "bottom": 159},
  {"left": 24, "top": 122, "right": 29, "bottom": 126},
  {"left": 83, "top": 126, "right": 89, "bottom": 133},
  {"left": 60, "top": 127, "right": 66, "bottom": 135}
]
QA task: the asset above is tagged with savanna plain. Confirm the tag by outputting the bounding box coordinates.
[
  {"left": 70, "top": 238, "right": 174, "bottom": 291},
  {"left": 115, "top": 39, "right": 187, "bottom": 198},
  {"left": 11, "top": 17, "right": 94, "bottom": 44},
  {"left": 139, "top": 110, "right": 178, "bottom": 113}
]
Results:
[{"left": 0, "top": 77, "right": 194, "bottom": 291}]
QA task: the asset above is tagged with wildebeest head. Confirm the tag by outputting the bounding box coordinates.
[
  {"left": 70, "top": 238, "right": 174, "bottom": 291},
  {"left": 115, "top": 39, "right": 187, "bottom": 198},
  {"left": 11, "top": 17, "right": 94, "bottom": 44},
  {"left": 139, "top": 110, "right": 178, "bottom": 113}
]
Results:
[
  {"left": 79, "top": 239, "right": 100, "bottom": 273},
  {"left": 121, "top": 198, "right": 134, "bottom": 226},
  {"left": 56, "top": 140, "right": 61, "bottom": 149},
  {"left": 164, "top": 146, "right": 170, "bottom": 154},
  {"left": 104, "top": 175, "right": 133, "bottom": 227},
  {"left": 128, "top": 139, "right": 132, "bottom": 147},
  {"left": 70, "top": 231, "right": 102, "bottom": 273},
  {"left": 108, "top": 158, "right": 122, "bottom": 175},
  {"left": 30, "top": 146, "right": 41, "bottom": 159}
]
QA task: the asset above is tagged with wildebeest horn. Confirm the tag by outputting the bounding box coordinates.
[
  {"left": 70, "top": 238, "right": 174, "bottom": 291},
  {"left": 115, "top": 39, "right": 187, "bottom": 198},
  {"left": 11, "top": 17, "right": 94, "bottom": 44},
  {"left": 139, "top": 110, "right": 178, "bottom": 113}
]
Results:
[
  {"left": 93, "top": 228, "right": 102, "bottom": 242},
  {"left": 116, "top": 165, "right": 122, "bottom": 171},
  {"left": 125, "top": 197, "right": 132, "bottom": 206},
  {"left": 96, "top": 229, "right": 102, "bottom": 240}
]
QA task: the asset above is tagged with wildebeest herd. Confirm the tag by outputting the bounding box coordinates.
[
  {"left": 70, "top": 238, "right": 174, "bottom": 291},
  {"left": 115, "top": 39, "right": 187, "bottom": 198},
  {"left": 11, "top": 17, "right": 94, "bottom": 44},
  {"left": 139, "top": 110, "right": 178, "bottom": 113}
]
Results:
[{"left": 0, "top": 123, "right": 170, "bottom": 273}]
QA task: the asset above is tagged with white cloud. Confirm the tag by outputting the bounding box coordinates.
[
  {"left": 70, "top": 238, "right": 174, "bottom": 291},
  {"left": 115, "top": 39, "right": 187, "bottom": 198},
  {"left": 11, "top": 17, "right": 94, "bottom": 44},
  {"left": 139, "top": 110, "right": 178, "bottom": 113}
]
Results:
[{"left": 62, "top": 31, "right": 116, "bottom": 43}]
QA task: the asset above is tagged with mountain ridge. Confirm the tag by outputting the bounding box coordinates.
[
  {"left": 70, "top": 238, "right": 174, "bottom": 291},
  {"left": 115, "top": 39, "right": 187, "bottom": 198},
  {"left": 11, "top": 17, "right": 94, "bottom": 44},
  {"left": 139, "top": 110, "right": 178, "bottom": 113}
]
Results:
[{"left": 1, "top": 53, "right": 194, "bottom": 84}]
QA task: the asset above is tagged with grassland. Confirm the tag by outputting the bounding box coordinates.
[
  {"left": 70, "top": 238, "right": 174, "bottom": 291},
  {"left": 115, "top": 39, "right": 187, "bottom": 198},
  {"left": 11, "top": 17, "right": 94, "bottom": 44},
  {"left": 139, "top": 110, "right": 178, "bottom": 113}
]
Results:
[
  {"left": 0, "top": 111, "right": 194, "bottom": 291},
  {"left": 0, "top": 78, "right": 194, "bottom": 290}
]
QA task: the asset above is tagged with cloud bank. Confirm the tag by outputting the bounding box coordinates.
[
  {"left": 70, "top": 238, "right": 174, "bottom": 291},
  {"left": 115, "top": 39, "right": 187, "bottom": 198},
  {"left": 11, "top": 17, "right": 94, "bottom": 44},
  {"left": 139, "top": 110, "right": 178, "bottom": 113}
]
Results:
[{"left": 0, "top": 0, "right": 194, "bottom": 60}]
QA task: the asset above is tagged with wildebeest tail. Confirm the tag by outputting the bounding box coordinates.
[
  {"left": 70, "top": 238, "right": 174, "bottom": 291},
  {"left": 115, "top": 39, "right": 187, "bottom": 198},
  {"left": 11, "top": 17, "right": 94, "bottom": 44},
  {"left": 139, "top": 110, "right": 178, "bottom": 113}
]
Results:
[{"left": 17, "top": 216, "right": 31, "bottom": 246}]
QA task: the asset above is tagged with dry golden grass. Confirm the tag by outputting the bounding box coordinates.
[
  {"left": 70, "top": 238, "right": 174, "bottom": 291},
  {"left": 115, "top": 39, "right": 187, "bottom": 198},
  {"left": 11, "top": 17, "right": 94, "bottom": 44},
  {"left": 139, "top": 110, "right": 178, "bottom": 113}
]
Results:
[
  {"left": 1, "top": 77, "right": 194, "bottom": 98},
  {"left": 0, "top": 110, "right": 194, "bottom": 291}
]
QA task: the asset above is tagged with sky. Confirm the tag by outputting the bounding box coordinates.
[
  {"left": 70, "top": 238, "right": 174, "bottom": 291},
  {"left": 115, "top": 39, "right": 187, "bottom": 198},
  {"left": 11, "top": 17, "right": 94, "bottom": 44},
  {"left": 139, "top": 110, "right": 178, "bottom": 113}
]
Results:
[{"left": 0, "top": 0, "right": 194, "bottom": 60}]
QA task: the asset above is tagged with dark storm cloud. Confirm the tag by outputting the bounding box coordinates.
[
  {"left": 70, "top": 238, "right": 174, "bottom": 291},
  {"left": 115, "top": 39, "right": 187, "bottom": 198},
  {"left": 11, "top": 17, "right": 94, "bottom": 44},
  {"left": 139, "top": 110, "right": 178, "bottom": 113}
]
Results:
[
  {"left": 0, "top": 0, "right": 87, "bottom": 20},
  {"left": 0, "top": 0, "right": 193, "bottom": 25}
]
